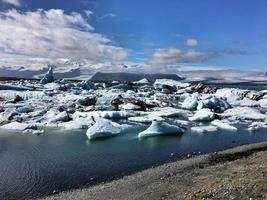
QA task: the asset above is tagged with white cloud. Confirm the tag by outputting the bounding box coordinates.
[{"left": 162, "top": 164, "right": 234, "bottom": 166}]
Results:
[
  {"left": 2, "top": 0, "right": 21, "bottom": 7},
  {"left": 186, "top": 38, "right": 198, "bottom": 47},
  {"left": 97, "top": 13, "right": 117, "bottom": 21},
  {"left": 149, "top": 48, "right": 213, "bottom": 65},
  {"left": 84, "top": 10, "right": 93, "bottom": 18},
  {"left": 0, "top": 9, "right": 128, "bottom": 61}
]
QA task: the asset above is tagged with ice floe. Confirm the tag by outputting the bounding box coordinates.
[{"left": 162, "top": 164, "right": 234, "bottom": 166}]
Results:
[
  {"left": 222, "top": 107, "right": 267, "bottom": 121},
  {"left": 1, "top": 122, "right": 37, "bottom": 131},
  {"left": 138, "top": 121, "right": 184, "bottom": 138},
  {"left": 191, "top": 125, "right": 218, "bottom": 134},
  {"left": 86, "top": 118, "right": 121, "bottom": 140},
  {"left": 211, "top": 120, "right": 237, "bottom": 132},
  {"left": 1, "top": 74, "right": 267, "bottom": 139},
  {"left": 40, "top": 66, "right": 54, "bottom": 85},
  {"left": 189, "top": 108, "right": 215, "bottom": 122},
  {"left": 248, "top": 121, "right": 267, "bottom": 131}
]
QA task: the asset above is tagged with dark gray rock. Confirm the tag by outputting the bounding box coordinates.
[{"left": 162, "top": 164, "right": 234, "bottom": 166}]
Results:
[{"left": 78, "top": 97, "right": 96, "bottom": 106}]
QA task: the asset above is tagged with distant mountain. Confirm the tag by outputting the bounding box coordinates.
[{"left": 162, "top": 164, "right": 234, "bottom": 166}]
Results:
[
  {"left": 90, "top": 72, "right": 183, "bottom": 82},
  {"left": 264, "top": 72, "right": 267, "bottom": 76}
]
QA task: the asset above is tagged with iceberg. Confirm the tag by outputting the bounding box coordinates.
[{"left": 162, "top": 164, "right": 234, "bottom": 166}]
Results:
[
  {"left": 259, "top": 99, "right": 267, "bottom": 108},
  {"left": 128, "top": 115, "right": 164, "bottom": 123},
  {"left": 1, "top": 122, "right": 37, "bottom": 131},
  {"left": 49, "top": 111, "right": 70, "bottom": 123},
  {"left": 211, "top": 120, "right": 237, "bottom": 132},
  {"left": 150, "top": 107, "right": 192, "bottom": 118},
  {"left": 189, "top": 108, "right": 215, "bottom": 122},
  {"left": 40, "top": 66, "right": 54, "bottom": 84},
  {"left": 59, "top": 117, "right": 94, "bottom": 129},
  {"left": 16, "top": 105, "right": 34, "bottom": 113},
  {"left": 181, "top": 93, "right": 199, "bottom": 110},
  {"left": 86, "top": 118, "right": 121, "bottom": 140},
  {"left": 119, "top": 103, "right": 142, "bottom": 111},
  {"left": 154, "top": 79, "right": 190, "bottom": 91},
  {"left": 197, "top": 97, "right": 231, "bottom": 112},
  {"left": 97, "top": 111, "right": 136, "bottom": 119},
  {"left": 138, "top": 121, "right": 184, "bottom": 138},
  {"left": 248, "top": 121, "right": 267, "bottom": 131},
  {"left": 191, "top": 125, "right": 218, "bottom": 134},
  {"left": 215, "top": 88, "right": 248, "bottom": 105},
  {"left": 0, "top": 84, "right": 34, "bottom": 91},
  {"left": 222, "top": 107, "right": 267, "bottom": 121}
]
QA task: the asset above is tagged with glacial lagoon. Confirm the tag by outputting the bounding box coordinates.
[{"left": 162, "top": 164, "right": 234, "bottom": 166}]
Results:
[{"left": 0, "top": 124, "right": 267, "bottom": 200}]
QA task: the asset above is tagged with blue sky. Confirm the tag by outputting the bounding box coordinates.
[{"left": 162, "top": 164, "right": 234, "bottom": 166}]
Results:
[{"left": 0, "top": 0, "right": 267, "bottom": 72}]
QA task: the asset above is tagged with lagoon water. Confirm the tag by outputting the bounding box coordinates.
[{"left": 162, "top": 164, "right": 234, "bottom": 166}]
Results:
[{"left": 0, "top": 124, "right": 267, "bottom": 200}]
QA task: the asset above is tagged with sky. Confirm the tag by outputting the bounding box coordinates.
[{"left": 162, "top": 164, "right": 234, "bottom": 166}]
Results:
[{"left": 0, "top": 0, "right": 267, "bottom": 78}]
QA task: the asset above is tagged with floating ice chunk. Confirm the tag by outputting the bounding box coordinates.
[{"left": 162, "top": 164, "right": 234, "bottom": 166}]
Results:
[
  {"left": 59, "top": 117, "right": 94, "bottom": 129},
  {"left": 154, "top": 79, "right": 190, "bottom": 90},
  {"left": 134, "top": 78, "right": 150, "bottom": 84},
  {"left": 138, "top": 121, "right": 184, "bottom": 138},
  {"left": 215, "top": 88, "right": 248, "bottom": 105},
  {"left": 259, "top": 99, "right": 267, "bottom": 108},
  {"left": 191, "top": 125, "right": 218, "bottom": 133},
  {"left": 40, "top": 66, "right": 54, "bottom": 84},
  {"left": 97, "top": 111, "right": 136, "bottom": 119},
  {"left": 197, "top": 97, "right": 231, "bottom": 112},
  {"left": 128, "top": 115, "right": 164, "bottom": 123},
  {"left": 23, "top": 129, "right": 44, "bottom": 135},
  {"left": 150, "top": 107, "right": 192, "bottom": 118},
  {"left": 86, "top": 118, "right": 121, "bottom": 140},
  {"left": 83, "top": 80, "right": 96, "bottom": 90},
  {"left": 234, "top": 98, "right": 260, "bottom": 107},
  {"left": 43, "top": 83, "right": 61, "bottom": 90},
  {"left": 211, "top": 120, "right": 237, "bottom": 132},
  {"left": 0, "top": 84, "right": 34, "bottom": 91},
  {"left": 1, "top": 122, "right": 37, "bottom": 131},
  {"left": 222, "top": 107, "right": 267, "bottom": 121},
  {"left": 174, "top": 119, "right": 190, "bottom": 126},
  {"left": 119, "top": 103, "right": 142, "bottom": 111},
  {"left": 181, "top": 93, "right": 199, "bottom": 110},
  {"left": 189, "top": 108, "right": 215, "bottom": 122},
  {"left": 16, "top": 105, "right": 34, "bottom": 113},
  {"left": 49, "top": 111, "right": 70, "bottom": 123},
  {"left": 248, "top": 121, "right": 267, "bottom": 131}
]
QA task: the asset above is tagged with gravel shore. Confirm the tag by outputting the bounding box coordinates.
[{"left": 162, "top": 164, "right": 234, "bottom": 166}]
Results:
[{"left": 40, "top": 141, "right": 267, "bottom": 200}]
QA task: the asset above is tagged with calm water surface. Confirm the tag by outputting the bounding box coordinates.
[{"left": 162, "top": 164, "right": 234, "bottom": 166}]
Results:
[{"left": 0, "top": 124, "right": 267, "bottom": 200}]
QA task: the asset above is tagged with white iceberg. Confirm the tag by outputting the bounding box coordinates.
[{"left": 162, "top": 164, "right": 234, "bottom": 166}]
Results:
[
  {"left": 49, "top": 111, "right": 70, "bottom": 123},
  {"left": 191, "top": 125, "right": 218, "bottom": 134},
  {"left": 222, "top": 107, "right": 267, "bottom": 121},
  {"left": 174, "top": 119, "right": 190, "bottom": 126},
  {"left": 259, "top": 99, "right": 267, "bottom": 108},
  {"left": 181, "top": 93, "right": 199, "bottom": 110},
  {"left": 211, "top": 120, "right": 237, "bottom": 132},
  {"left": 40, "top": 66, "right": 54, "bottom": 84},
  {"left": 86, "top": 118, "right": 121, "bottom": 140},
  {"left": 128, "top": 115, "right": 164, "bottom": 123},
  {"left": 189, "top": 108, "right": 215, "bottom": 122},
  {"left": 119, "top": 103, "right": 142, "bottom": 111},
  {"left": 1, "top": 122, "right": 37, "bottom": 131},
  {"left": 16, "top": 105, "right": 34, "bottom": 113},
  {"left": 197, "top": 97, "right": 231, "bottom": 112},
  {"left": 97, "top": 111, "right": 136, "bottom": 119},
  {"left": 154, "top": 79, "right": 190, "bottom": 90},
  {"left": 248, "top": 121, "right": 267, "bottom": 131},
  {"left": 138, "top": 121, "right": 184, "bottom": 138},
  {"left": 58, "top": 117, "right": 94, "bottom": 129},
  {"left": 150, "top": 107, "right": 192, "bottom": 118}
]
